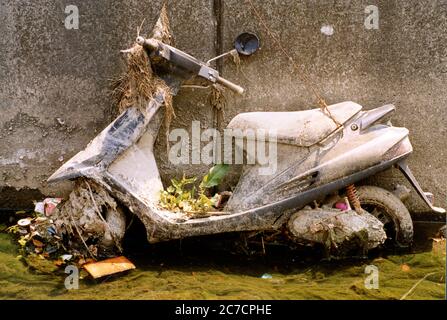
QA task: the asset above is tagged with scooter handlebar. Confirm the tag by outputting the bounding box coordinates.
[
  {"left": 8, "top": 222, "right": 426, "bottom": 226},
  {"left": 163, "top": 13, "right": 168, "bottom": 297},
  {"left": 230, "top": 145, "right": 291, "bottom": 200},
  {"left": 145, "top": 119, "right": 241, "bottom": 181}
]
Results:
[
  {"left": 136, "top": 36, "right": 158, "bottom": 50},
  {"left": 136, "top": 36, "right": 245, "bottom": 95},
  {"left": 216, "top": 76, "right": 245, "bottom": 95}
]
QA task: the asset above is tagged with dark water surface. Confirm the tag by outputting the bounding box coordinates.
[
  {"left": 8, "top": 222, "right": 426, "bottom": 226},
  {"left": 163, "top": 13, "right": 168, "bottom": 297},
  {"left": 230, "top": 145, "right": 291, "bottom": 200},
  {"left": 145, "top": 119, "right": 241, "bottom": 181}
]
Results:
[{"left": 0, "top": 220, "right": 445, "bottom": 300}]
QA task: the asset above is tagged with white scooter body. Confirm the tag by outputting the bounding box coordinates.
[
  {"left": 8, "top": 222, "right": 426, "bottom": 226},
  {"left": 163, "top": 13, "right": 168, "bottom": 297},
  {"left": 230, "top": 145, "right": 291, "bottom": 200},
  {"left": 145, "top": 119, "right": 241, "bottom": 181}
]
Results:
[
  {"left": 48, "top": 91, "right": 443, "bottom": 244},
  {"left": 48, "top": 10, "right": 444, "bottom": 249}
]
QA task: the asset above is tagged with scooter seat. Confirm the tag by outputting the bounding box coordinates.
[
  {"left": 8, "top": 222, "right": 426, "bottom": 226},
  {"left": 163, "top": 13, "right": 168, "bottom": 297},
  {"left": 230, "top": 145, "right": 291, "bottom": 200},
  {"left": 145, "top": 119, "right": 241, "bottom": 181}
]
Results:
[{"left": 226, "top": 101, "right": 362, "bottom": 146}]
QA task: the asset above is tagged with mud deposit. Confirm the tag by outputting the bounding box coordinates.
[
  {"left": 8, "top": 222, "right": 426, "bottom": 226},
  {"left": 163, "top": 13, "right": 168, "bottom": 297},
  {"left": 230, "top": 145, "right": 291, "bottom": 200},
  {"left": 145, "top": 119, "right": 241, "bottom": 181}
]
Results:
[{"left": 0, "top": 221, "right": 445, "bottom": 300}]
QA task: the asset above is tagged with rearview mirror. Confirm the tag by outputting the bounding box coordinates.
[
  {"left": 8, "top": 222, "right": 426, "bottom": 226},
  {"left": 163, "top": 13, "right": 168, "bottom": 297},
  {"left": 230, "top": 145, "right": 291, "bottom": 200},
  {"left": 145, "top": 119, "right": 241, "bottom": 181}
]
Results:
[
  {"left": 206, "top": 32, "right": 260, "bottom": 66},
  {"left": 234, "top": 32, "right": 260, "bottom": 56}
]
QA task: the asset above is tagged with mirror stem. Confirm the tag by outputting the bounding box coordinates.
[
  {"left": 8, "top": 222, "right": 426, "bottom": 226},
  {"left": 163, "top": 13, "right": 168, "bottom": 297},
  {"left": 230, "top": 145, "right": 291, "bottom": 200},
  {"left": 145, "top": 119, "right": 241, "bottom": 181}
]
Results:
[{"left": 206, "top": 49, "right": 237, "bottom": 66}]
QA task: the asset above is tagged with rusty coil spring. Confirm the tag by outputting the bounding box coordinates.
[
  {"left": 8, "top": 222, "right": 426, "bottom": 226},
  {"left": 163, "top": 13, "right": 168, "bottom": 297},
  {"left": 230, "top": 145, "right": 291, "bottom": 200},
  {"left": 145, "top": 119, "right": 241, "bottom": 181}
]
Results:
[{"left": 346, "top": 184, "right": 362, "bottom": 211}]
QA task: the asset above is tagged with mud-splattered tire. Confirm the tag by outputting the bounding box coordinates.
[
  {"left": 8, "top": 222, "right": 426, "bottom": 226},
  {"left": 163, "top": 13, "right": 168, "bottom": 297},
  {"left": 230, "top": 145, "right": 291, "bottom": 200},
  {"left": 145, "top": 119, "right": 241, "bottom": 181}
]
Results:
[{"left": 356, "top": 186, "right": 413, "bottom": 247}]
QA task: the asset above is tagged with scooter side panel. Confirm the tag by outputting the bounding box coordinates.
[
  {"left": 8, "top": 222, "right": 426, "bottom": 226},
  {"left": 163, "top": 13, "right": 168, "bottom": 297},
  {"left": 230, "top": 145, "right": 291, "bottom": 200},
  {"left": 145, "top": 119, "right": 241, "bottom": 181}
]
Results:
[
  {"left": 226, "top": 125, "right": 411, "bottom": 211},
  {"left": 107, "top": 108, "right": 165, "bottom": 205}
]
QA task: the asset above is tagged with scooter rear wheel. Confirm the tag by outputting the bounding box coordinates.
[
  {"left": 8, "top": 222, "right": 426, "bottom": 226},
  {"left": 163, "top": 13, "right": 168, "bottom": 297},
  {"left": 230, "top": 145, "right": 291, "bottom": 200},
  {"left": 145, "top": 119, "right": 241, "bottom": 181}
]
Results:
[{"left": 355, "top": 185, "right": 414, "bottom": 247}]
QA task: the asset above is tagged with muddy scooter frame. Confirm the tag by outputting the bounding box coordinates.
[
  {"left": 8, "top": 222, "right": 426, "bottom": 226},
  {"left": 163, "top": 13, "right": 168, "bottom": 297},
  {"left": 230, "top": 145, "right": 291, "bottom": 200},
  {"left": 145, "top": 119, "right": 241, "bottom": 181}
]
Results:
[{"left": 48, "top": 25, "right": 444, "bottom": 246}]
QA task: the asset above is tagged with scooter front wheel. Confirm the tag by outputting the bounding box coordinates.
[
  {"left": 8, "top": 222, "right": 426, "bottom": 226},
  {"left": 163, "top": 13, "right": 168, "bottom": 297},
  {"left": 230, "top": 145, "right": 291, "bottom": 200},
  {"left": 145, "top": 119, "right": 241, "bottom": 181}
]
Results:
[{"left": 355, "top": 185, "right": 414, "bottom": 247}]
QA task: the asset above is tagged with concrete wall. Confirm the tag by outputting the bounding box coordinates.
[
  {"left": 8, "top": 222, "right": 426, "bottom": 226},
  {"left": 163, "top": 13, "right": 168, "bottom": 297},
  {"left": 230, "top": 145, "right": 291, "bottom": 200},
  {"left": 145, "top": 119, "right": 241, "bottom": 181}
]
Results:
[{"left": 1, "top": 0, "right": 446, "bottom": 212}]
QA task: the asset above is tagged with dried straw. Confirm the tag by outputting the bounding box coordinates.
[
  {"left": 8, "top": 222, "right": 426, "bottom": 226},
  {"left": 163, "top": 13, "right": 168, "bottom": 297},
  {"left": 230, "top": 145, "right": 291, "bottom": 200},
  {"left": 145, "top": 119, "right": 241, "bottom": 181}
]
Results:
[{"left": 112, "top": 4, "right": 175, "bottom": 140}]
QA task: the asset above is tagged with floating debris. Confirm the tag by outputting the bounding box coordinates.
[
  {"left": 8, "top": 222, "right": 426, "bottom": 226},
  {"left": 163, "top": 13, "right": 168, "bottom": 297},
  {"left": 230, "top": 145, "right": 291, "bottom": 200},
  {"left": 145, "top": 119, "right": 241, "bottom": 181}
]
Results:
[
  {"left": 6, "top": 183, "right": 127, "bottom": 274},
  {"left": 83, "top": 256, "right": 136, "bottom": 279}
]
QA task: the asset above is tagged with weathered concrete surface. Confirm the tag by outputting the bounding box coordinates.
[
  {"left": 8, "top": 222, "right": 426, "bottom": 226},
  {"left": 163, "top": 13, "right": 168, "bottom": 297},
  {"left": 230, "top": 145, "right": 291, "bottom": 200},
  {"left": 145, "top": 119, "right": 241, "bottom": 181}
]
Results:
[{"left": 1, "top": 0, "right": 446, "bottom": 213}]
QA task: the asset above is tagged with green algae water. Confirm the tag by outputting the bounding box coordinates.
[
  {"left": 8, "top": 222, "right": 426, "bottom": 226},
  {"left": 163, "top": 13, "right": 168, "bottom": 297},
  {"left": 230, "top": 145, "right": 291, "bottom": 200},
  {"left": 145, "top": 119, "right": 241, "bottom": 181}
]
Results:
[{"left": 0, "top": 223, "right": 445, "bottom": 300}]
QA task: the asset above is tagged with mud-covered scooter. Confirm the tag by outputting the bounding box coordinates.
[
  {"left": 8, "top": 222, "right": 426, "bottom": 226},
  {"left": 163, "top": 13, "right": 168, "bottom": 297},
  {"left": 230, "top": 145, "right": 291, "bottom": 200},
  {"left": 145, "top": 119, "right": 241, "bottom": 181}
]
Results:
[{"left": 48, "top": 11, "right": 444, "bottom": 255}]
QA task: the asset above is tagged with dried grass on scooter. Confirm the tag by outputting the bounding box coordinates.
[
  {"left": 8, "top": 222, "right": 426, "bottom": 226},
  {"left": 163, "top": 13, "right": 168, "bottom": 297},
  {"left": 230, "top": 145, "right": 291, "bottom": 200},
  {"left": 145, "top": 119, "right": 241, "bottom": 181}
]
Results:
[
  {"left": 112, "top": 45, "right": 174, "bottom": 135},
  {"left": 208, "top": 84, "right": 227, "bottom": 130},
  {"left": 112, "top": 4, "right": 175, "bottom": 137}
]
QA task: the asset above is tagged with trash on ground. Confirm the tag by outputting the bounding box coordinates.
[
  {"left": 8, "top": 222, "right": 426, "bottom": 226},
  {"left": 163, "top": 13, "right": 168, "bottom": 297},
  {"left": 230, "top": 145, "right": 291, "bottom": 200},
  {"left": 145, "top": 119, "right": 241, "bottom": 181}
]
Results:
[
  {"left": 34, "top": 202, "right": 45, "bottom": 215},
  {"left": 43, "top": 198, "right": 62, "bottom": 216},
  {"left": 6, "top": 184, "right": 128, "bottom": 275},
  {"left": 61, "top": 254, "right": 73, "bottom": 262},
  {"left": 17, "top": 218, "right": 32, "bottom": 227},
  {"left": 261, "top": 273, "right": 273, "bottom": 279},
  {"left": 83, "top": 256, "right": 136, "bottom": 279},
  {"left": 34, "top": 198, "right": 62, "bottom": 216}
]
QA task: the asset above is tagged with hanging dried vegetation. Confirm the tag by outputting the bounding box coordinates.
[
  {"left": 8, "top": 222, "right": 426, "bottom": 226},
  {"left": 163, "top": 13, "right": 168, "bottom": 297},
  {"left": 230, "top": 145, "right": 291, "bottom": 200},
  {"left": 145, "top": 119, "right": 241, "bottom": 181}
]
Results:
[{"left": 112, "top": 4, "right": 175, "bottom": 137}]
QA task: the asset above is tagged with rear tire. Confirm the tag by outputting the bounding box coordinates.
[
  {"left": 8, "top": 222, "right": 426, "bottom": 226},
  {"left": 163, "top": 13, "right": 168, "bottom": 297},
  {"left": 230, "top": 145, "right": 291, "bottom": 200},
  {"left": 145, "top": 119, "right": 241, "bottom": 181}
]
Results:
[{"left": 356, "top": 186, "right": 413, "bottom": 247}]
